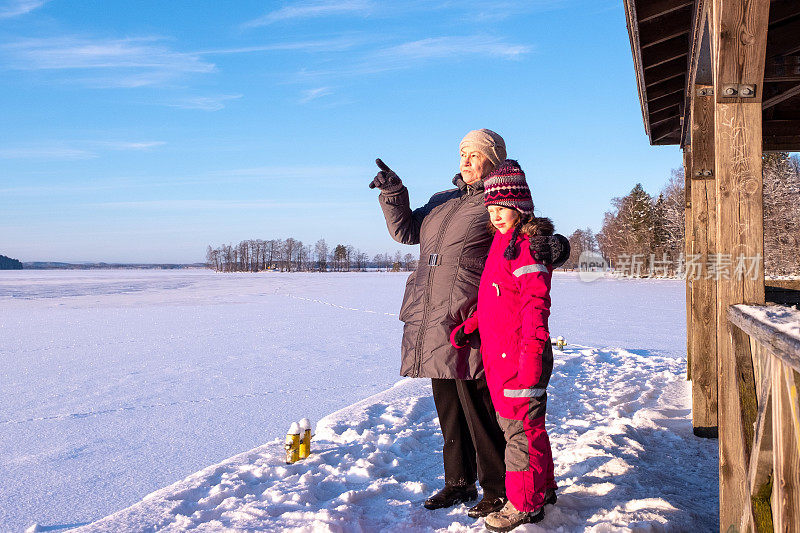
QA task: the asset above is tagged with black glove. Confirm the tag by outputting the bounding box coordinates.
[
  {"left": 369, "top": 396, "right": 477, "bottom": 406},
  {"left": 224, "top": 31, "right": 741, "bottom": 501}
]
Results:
[
  {"left": 530, "top": 234, "right": 571, "bottom": 269},
  {"left": 453, "top": 327, "right": 481, "bottom": 349},
  {"left": 453, "top": 327, "right": 470, "bottom": 347},
  {"left": 450, "top": 315, "right": 481, "bottom": 349},
  {"left": 369, "top": 158, "right": 404, "bottom": 193}
]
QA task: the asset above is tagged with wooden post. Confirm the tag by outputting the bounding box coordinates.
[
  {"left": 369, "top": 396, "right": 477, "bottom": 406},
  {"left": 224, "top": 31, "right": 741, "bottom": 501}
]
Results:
[
  {"left": 684, "top": 147, "right": 693, "bottom": 381},
  {"left": 712, "top": 0, "right": 769, "bottom": 529},
  {"left": 689, "top": 85, "right": 719, "bottom": 436}
]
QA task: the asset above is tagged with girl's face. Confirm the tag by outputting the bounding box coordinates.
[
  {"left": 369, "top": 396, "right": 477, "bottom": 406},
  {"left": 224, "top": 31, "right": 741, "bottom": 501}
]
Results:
[{"left": 488, "top": 205, "right": 520, "bottom": 234}]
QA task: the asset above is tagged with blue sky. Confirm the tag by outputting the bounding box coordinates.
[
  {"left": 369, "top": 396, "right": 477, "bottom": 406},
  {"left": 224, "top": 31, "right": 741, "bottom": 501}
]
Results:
[{"left": 0, "top": 0, "right": 682, "bottom": 263}]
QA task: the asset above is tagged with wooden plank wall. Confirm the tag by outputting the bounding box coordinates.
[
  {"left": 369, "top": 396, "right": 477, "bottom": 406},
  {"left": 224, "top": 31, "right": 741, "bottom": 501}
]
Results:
[{"left": 711, "top": 0, "right": 769, "bottom": 529}]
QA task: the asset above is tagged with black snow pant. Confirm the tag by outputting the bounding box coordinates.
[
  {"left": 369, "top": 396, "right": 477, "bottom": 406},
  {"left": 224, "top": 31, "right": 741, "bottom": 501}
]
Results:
[{"left": 431, "top": 376, "right": 507, "bottom": 499}]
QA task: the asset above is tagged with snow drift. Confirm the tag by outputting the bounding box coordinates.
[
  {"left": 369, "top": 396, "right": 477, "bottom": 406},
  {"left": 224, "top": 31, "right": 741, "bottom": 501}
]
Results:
[
  {"left": 1, "top": 270, "right": 719, "bottom": 531},
  {"left": 70, "top": 343, "right": 718, "bottom": 532}
]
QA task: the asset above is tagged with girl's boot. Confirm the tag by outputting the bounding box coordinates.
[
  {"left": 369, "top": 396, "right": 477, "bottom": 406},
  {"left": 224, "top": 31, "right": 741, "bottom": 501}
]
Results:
[{"left": 484, "top": 500, "right": 543, "bottom": 532}]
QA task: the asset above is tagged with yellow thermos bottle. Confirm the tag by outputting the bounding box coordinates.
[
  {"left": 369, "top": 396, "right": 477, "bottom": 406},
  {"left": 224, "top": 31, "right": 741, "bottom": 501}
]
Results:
[
  {"left": 299, "top": 418, "right": 312, "bottom": 459},
  {"left": 285, "top": 422, "right": 300, "bottom": 464}
]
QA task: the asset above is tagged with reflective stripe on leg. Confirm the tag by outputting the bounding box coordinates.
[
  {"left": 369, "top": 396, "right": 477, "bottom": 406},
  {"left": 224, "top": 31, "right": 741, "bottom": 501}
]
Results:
[{"left": 503, "top": 387, "right": 546, "bottom": 398}]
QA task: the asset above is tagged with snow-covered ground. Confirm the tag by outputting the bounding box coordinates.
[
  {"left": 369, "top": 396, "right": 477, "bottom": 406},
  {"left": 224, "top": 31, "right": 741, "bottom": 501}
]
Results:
[{"left": 0, "top": 270, "right": 718, "bottom": 531}]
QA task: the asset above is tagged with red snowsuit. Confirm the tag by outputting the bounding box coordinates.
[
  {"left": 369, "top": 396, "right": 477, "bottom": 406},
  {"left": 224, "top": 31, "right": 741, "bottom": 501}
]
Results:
[{"left": 457, "top": 229, "right": 556, "bottom": 512}]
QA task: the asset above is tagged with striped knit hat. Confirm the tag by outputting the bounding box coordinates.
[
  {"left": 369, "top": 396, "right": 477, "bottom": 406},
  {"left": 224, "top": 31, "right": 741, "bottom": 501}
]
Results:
[{"left": 483, "top": 159, "right": 534, "bottom": 216}]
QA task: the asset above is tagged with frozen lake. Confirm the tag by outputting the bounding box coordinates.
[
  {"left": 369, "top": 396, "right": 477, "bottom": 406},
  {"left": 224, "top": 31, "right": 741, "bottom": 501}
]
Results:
[{"left": 0, "top": 270, "right": 690, "bottom": 531}]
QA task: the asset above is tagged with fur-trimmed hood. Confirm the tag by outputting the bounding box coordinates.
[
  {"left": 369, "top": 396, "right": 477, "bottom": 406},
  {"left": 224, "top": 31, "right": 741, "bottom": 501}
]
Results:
[{"left": 526, "top": 217, "right": 554, "bottom": 237}]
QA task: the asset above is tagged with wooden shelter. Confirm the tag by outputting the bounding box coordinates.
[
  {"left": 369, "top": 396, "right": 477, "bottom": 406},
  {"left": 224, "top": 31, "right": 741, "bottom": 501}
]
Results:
[{"left": 623, "top": 0, "right": 800, "bottom": 530}]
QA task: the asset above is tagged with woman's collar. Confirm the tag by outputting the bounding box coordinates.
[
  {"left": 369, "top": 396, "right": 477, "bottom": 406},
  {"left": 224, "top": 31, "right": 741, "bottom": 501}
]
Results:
[{"left": 452, "top": 174, "right": 485, "bottom": 193}]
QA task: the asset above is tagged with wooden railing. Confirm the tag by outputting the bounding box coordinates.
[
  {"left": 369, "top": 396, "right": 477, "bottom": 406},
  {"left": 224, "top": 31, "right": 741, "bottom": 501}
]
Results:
[{"left": 727, "top": 304, "right": 800, "bottom": 532}]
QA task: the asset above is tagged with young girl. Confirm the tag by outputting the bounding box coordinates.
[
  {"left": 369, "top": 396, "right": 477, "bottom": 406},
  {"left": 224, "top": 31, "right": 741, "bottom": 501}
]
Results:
[{"left": 450, "top": 159, "right": 557, "bottom": 531}]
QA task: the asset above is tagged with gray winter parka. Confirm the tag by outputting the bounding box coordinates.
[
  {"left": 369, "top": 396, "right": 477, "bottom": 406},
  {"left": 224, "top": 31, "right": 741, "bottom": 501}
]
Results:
[{"left": 379, "top": 175, "right": 491, "bottom": 380}]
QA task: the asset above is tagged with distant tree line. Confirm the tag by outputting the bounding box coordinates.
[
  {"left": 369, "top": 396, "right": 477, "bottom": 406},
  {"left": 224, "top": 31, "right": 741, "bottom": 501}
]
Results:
[
  {"left": 205, "top": 238, "right": 418, "bottom": 273},
  {"left": 0, "top": 254, "right": 23, "bottom": 270},
  {"left": 208, "top": 155, "right": 800, "bottom": 277},
  {"left": 563, "top": 153, "right": 800, "bottom": 277}
]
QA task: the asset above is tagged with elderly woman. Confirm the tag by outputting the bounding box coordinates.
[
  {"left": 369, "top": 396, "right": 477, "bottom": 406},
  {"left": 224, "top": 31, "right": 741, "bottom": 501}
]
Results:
[{"left": 370, "top": 129, "right": 509, "bottom": 518}]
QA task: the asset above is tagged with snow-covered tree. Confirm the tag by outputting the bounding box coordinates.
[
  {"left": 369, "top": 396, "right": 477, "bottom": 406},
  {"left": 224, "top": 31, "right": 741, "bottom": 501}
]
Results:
[
  {"left": 598, "top": 183, "right": 655, "bottom": 264},
  {"left": 566, "top": 228, "right": 597, "bottom": 269},
  {"left": 763, "top": 153, "right": 800, "bottom": 276}
]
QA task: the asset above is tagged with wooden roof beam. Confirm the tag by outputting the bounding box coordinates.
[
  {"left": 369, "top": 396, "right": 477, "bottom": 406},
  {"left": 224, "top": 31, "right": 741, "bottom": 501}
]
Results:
[
  {"left": 648, "top": 91, "right": 684, "bottom": 113},
  {"left": 650, "top": 113, "right": 680, "bottom": 128},
  {"left": 683, "top": 1, "right": 712, "bottom": 147},
  {"left": 764, "top": 106, "right": 800, "bottom": 120},
  {"left": 650, "top": 104, "right": 680, "bottom": 125},
  {"left": 642, "top": 36, "right": 689, "bottom": 69},
  {"left": 763, "top": 119, "right": 800, "bottom": 135},
  {"left": 640, "top": 9, "right": 693, "bottom": 49},
  {"left": 646, "top": 75, "right": 686, "bottom": 101},
  {"left": 764, "top": 74, "right": 800, "bottom": 83},
  {"left": 766, "top": 18, "right": 800, "bottom": 58},
  {"left": 764, "top": 116, "right": 800, "bottom": 150},
  {"left": 654, "top": 133, "right": 682, "bottom": 145},
  {"left": 645, "top": 57, "right": 688, "bottom": 87},
  {"left": 637, "top": 0, "right": 694, "bottom": 23},
  {"left": 764, "top": 137, "right": 800, "bottom": 151},
  {"left": 624, "top": 0, "right": 651, "bottom": 137},
  {"left": 765, "top": 55, "right": 800, "bottom": 82},
  {"left": 768, "top": 0, "right": 800, "bottom": 26},
  {"left": 763, "top": 83, "right": 800, "bottom": 109},
  {"left": 651, "top": 117, "right": 681, "bottom": 142}
]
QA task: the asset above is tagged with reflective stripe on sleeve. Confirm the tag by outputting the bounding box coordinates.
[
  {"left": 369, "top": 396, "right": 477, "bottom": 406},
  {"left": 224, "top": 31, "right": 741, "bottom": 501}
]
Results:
[
  {"left": 504, "top": 387, "right": 546, "bottom": 398},
  {"left": 512, "top": 264, "right": 548, "bottom": 277}
]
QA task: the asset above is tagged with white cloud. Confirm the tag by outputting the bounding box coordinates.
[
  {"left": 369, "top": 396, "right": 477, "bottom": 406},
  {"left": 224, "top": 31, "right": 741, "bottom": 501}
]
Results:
[
  {"left": 168, "top": 94, "right": 243, "bottom": 111},
  {"left": 376, "top": 36, "right": 530, "bottom": 62},
  {"left": 459, "top": 0, "right": 565, "bottom": 21},
  {"left": 0, "top": 36, "right": 215, "bottom": 87},
  {"left": 98, "top": 141, "right": 167, "bottom": 150},
  {"left": 299, "top": 87, "right": 333, "bottom": 103},
  {"left": 243, "top": 0, "right": 562, "bottom": 27},
  {"left": 0, "top": 147, "right": 96, "bottom": 160},
  {"left": 199, "top": 37, "right": 362, "bottom": 55},
  {"left": 0, "top": 141, "right": 165, "bottom": 160},
  {"left": 243, "top": 0, "right": 373, "bottom": 27},
  {"left": 0, "top": 0, "right": 48, "bottom": 19},
  {"left": 289, "top": 35, "right": 532, "bottom": 81}
]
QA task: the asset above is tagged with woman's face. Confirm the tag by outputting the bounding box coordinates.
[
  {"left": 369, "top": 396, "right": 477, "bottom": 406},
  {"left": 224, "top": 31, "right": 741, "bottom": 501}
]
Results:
[
  {"left": 460, "top": 150, "right": 493, "bottom": 184},
  {"left": 488, "top": 205, "right": 520, "bottom": 234}
]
